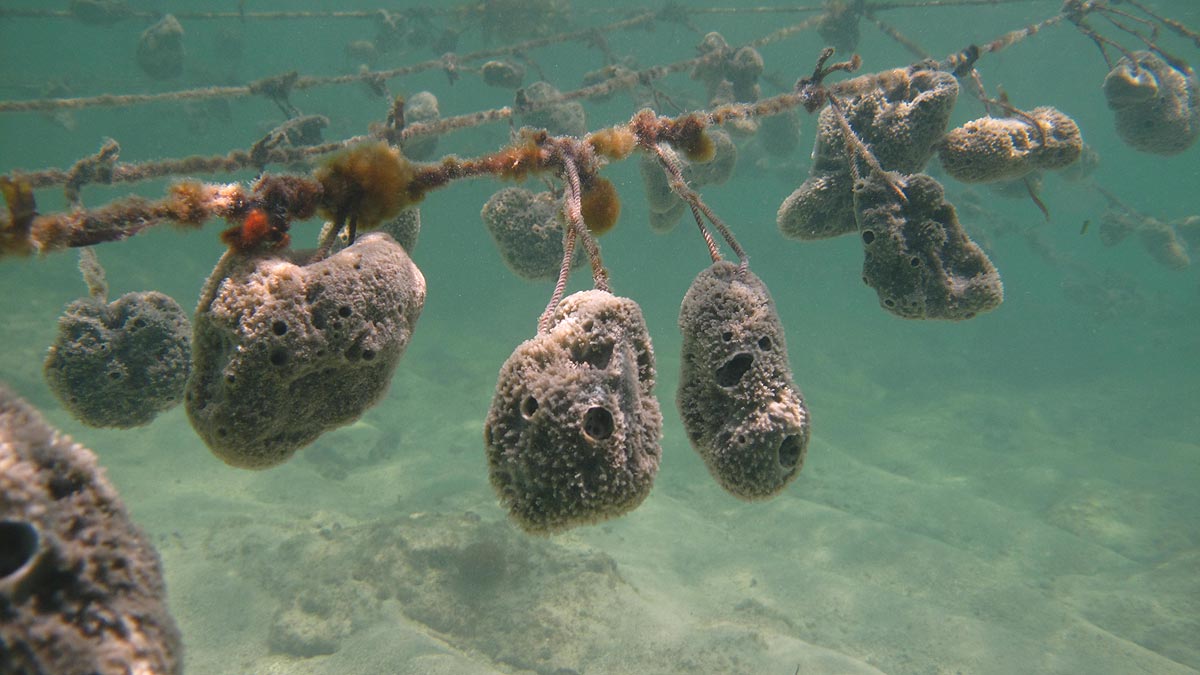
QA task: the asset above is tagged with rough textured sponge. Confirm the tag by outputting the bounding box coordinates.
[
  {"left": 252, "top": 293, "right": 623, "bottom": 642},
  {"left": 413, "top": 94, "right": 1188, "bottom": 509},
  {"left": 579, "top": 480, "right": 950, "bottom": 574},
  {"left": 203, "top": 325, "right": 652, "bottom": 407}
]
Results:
[
  {"left": 518, "top": 81, "right": 587, "bottom": 137},
  {"left": 779, "top": 67, "right": 958, "bottom": 240},
  {"left": 44, "top": 290, "right": 191, "bottom": 428},
  {"left": 677, "top": 262, "right": 810, "bottom": 499},
  {"left": 855, "top": 172, "right": 1003, "bottom": 320},
  {"left": 0, "top": 385, "right": 181, "bottom": 675},
  {"left": 187, "top": 232, "right": 425, "bottom": 469},
  {"left": 1104, "top": 51, "right": 1200, "bottom": 155},
  {"left": 938, "top": 107, "right": 1083, "bottom": 183},
  {"left": 481, "top": 187, "right": 582, "bottom": 280},
  {"left": 484, "top": 290, "right": 663, "bottom": 533}
]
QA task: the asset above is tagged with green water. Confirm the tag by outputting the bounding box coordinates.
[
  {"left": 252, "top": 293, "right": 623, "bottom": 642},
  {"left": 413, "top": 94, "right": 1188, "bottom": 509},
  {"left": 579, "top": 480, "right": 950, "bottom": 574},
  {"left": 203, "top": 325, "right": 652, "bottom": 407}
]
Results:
[{"left": 2, "top": 1, "right": 1198, "bottom": 673}]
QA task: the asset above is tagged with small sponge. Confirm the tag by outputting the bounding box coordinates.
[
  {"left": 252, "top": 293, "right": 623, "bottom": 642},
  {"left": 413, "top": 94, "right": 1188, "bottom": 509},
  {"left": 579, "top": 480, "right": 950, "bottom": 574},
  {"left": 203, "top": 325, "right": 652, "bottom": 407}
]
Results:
[
  {"left": 677, "top": 262, "right": 810, "bottom": 499},
  {"left": 187, "top": 232, "right": 425, "bottom": 469},
  {"left": 779, "top": 67, "right": 959, "bottom": 241},
  {"left": 484, "top": 290, "right": 663, "bottom": 534},
  {"left": 855, "top": 172, "right": 1003, "bottom": 320},
  {"left": 518, "top": 81, "right": 587, "bottom": 137},
  {"left": 136, "top": 14, "right": 184, "bottom": 80},
  {"left": 0, "top": 385, "right": 181, "bottom": 675},
  {"left": 938, "top": 107, "right": 1083, "bottom": 183},
  {"left": 400, "top": 91, "right": 440, "bottom": 161},
  {"left": 481, "top": 187, "right": 582, "bottom": 280},
  {"left": 44, "top": 290, "right": 191, "bottom": 428},
  {"left": 1138, "top": 219, "right": 1190, "bottom": 270},
  {"left": 1104, "top": 51, "right": 1200, "bottom": 155},
  {"left": 639, "top": 129, "right": 737, "bottom": 233}
]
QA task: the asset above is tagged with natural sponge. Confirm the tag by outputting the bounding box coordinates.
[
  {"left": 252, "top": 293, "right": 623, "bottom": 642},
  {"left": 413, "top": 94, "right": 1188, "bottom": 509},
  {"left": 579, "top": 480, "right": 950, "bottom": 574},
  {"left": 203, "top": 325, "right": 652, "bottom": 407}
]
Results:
[
  {"left": 484, "top": 290, "right": 663, "bottom": 533},
  {"left": 855, "top": 172, "right": 1003, "bottom": 320},
  {"left": 778, "top": 67, "right": 958, "bottom": 241},
  {"left": 399, "top": 91, "right": 440, "bottom": 161},
  {"left": 481, "top": 187, "right": 582, "bottom": 280},
  {"left": 677, "top": 262, "right": 810, "bottom": 499},
  {"left": 938, "top": 107, "right": 1083, "bottom": 183},
  {"left": 43, "top": 250, "right": 191, "bottom": 428},
  {"left": 187, "top": 232, "right": 425, "bottom": 469},
  {"left": 639, "top": 129, "right": 737, "bottom": 233},
  {"left": 517, "top": 81, "right": 587, "bottom": 137},
  {"left": 0, "top": 385, "right": 181, "bottom": 675},
  {"left": 136, "top": 14, "right": 184, "bottom": 80},
  {"left": 1103, "top": 51, "right": 1200, "bottom": 155}
]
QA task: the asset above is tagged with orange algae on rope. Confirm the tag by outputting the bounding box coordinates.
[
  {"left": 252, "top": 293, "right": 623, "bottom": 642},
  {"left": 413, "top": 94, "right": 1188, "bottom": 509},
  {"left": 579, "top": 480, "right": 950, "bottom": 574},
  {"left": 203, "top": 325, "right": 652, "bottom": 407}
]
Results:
[
  {"left": 581, "top": 177, "right": 620, "bottom": 236},
  {"left": 315, "top": 141, "right": 417, "bottom": 231}
]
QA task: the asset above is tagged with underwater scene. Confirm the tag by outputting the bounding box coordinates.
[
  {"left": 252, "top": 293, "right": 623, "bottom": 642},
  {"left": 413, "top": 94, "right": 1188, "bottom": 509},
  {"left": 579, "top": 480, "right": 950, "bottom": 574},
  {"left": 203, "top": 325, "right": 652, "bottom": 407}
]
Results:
[{"left": 1, "top": 0, "right": 1198, "bottom": 673}]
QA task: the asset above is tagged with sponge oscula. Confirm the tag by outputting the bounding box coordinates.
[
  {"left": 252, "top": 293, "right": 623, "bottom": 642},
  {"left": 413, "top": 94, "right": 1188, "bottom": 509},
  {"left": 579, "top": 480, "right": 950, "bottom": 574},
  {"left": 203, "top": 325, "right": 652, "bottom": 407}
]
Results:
[
  {"left": 484, "top": 290, "right": 663, "bottom": 534},
  {"left": 187, "top": 232, "right": 425, "bottom": 469}
]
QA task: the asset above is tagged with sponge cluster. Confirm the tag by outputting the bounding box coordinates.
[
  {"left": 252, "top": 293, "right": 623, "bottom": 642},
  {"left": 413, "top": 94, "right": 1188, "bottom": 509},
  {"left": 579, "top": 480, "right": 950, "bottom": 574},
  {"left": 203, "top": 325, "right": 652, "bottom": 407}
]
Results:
[
  {"left": 186, "top": 232, "right": 425, "bottom": 469},
  {"left": 677, "top": 262, "right": 810, "bottom": 500},
  {"left": 484, "top": 290, "right": 663, "bottom": 534},
  {"left": 0, "top": 385, "right": 181, "bottom": 675},
  {"left": 778, "top": 67, "right": 959, "bottom": 241}
]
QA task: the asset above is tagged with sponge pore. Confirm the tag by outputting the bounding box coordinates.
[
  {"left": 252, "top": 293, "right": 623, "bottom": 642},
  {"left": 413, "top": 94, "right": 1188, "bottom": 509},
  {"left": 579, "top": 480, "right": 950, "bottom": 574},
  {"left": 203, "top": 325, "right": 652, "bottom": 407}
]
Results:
[
  {"left": 484, "top": 290, "right": 662, "bottom": 534},
  {"left": 186, "top": 232, "right": 425, "bottom": 469},
  {"left": 44, "top": 290, "right": 191, "bottom": 428},
  {"left": 677, "top": 261, "right": 810, "bottom": 500}
]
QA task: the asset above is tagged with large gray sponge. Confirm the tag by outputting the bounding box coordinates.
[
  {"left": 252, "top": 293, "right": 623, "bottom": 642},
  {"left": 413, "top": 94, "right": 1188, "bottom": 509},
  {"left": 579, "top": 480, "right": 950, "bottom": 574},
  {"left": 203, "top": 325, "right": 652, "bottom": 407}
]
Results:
[
  {"left": 855, "top": 172, "right": 1003, "bottom": 320},
  {"left": 677, "top": 262, "right": 810, "bottom": 500},
  {"left": 481, "top": 187, "right": 582, "bottom": 281},
  {"left": 186, "top": 232, "right": 425, "bottom": 469},
  {"left": 778, "top": 67, "right": 958, "bottom": 241},
  {"left": 0, "top": 384, "right": 181, "bottom": 675},
  {"left": 938, "top": 107, "right": 1083, "bottom": 183},
  {"left": 44, "top": 290, "right": 191, "bottom": 429},
  {"left": 1104, "top": 51, "right": 1200, "bottom": 156},
  {"left": 484, "top": 290, "right": 663, "bottom": 534}
]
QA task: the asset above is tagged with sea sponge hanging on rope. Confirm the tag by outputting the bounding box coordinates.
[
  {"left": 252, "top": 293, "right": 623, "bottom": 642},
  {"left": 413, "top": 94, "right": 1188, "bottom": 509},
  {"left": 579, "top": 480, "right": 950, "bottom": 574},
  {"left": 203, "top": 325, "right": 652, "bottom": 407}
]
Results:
[
  {"left": 484, "top": 290, "right": 663, "bottom": 534},
  {"left": 677, "top": 261, "right": 810, "bottom": 499},
  {"left": 186, "top": 232, "right": 425, "bottom": 469}
]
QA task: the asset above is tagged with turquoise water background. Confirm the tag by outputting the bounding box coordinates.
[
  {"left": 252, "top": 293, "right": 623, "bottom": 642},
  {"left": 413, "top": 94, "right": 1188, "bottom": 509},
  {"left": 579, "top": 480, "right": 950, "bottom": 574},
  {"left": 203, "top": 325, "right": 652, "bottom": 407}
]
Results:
[{"left": 2, "top": 1, "right": 1198, "bottom": 673}]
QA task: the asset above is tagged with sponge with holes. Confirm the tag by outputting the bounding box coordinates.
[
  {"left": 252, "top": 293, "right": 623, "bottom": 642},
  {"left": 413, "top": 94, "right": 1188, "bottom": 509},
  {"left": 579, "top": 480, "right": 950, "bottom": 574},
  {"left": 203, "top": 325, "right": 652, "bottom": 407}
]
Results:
[
  {"left": 855, "top": 172, "right": 1003, "bottom": 320},
  {"left": 484, "top": 290, "right": 662, "bottom": 533},
  {"left": 0, "top": 385, "right": 181, "bottom": 675},
  {"left": 778, "top": 67, "right": 959, "bottom": 241},
  {"left": 186, "top": 232, "right": 425, "bottom": 469},
  {"left": 677, "top": 261, "right": 810, "bottom": 499}
]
